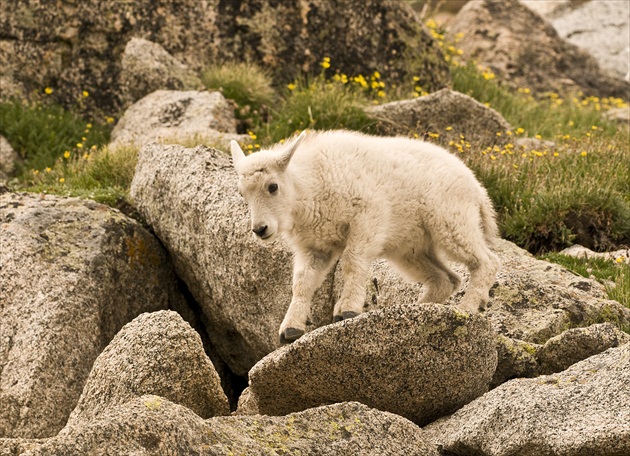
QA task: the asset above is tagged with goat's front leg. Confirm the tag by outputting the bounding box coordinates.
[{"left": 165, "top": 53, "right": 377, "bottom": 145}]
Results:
[
  {"left": 333, "top": 249, "right": 372, "bottom": 322},
  {"left": 279, "top": 249, "right": 337, "bottom": 344}
]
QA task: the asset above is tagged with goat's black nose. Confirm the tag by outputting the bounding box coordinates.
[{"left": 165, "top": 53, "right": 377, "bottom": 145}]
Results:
[{"left": 252, "top": 225, "right": 268, "bottom": 238}]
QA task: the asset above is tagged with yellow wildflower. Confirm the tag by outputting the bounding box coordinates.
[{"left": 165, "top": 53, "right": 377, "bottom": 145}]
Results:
[
  {"left": 287, "top": 83, "right": 297, "bottom": 91},
  {"left": 445, "top": 126, "right": 453, "bottom": 131},
  {"left": 516, "top": 128, "right": 525, "bottom": 135},
  {"left": 59, "top": 177, "right": 65, "bottom": 183},
  {"left": 77, "top": 143, "right": 83, "bottom": 148},
  {"left": 44, "top": 87, "right": 53, "bottom": 95},
  {"left": 82, "top": 90, "right": 89, "bottom": 97},
  {"left": 581, "top": 151, "right": 587, "bottom": 157},
  {"left": 63, "top": 151, "right": 70, "bottom": 159}
]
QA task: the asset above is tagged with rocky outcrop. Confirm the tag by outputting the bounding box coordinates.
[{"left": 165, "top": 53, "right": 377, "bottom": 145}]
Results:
[
  {"left": 449, "top": 0, "right": 629, "bottom": 99},
  {"left": 64, "top": 310, "right": 229, "bottom": 429},
  {"left": 109, "top": 90, "right": 245, "bottom": 149},
  {"left": 0, "top": 0, "right": 449, "bottom": 115},
  {"left": 424, "top": 343, "right": 630, "bottom": 456},
  {"left": 119, "top": 38, "right": 203, "bottom": 106},
  {"left": 365, "top": 88, "right": 512, "bottom": 146},
  {"left": 240, "top": 303, "right": 497, "bottom": 426},
  {"left": 1, "top": 399, "right": 438, "bottom": 455},
  {"left": 0, "top": 192, "right": 186, "bottom": 438}
]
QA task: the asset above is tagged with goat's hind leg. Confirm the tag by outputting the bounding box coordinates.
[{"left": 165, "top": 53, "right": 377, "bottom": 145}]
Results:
[
  {"left": 458, "top": 247, "right": 499, "bottom": 313},
  {"left": 391, "top": 248, "right": 461, "bottom": 304}
]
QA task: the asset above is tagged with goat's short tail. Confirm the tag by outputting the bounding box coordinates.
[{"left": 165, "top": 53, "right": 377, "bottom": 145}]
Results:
[{"left": 479, "top": 194, "right": 499, "bottom": 248}]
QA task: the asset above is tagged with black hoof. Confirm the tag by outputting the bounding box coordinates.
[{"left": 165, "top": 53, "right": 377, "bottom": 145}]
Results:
[
  {"left": 279, "top": 327, "right": 304, "bottom": 344},
  {"left": 333, "top": 311, "right": 359, "bottom": 323}
]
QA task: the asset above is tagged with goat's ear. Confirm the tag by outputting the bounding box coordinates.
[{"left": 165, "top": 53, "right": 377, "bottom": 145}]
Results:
[
  {"left": 277, "top": 130, "right": 306, "bottom": 169},
  {"left": 230, "top": 140, "right": 246, "bottom": 168}
]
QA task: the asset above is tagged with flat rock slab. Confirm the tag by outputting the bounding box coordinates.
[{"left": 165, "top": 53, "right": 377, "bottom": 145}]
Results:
[
  {"left": 245, "top": 303, "right": 497, "bottom": 426},
  {"left": 2, "top": 399, "right": 438, "bottom": 456},
  {"left": 424, "top": 343, "right": 630, "bottom": 456}
]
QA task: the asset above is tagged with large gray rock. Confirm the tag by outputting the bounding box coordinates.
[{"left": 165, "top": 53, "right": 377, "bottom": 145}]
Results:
[
  {"left": 424, "top": 343, "right": 630, "bottom": 456},
  {"left": 216, "top": 0, "right": 450, "bottom": 90},
  {"left": 365, "top": 88, "right": 512, "bottom": 147},
  {"left": 130, "top": 143, "right": 336, "bottom": 376},
  {"left": 1, "top": 398, "right": 438, "bottom": 455},
  {"left": 64, "top": 310, "right": 229, "bottom": 429},
  {"left": 551, "top": 0, "right": 630, "bottom": 81},
  {"left": 0, "top": 0, "right": 220, "bottom": 116},
  {"left": 110, "top": 90, "right": 245, "bottom": 149},
  {"left": 0, "top": 191, "right": 185, "bottom": 438},
  {"left": 449, "top": 0, "right": 629, "bottom": 99},
  {"left": 0, "top": 0, "right": 449, "bottom": 116},
  {"left": 242, "top": 303, "right": 498, "bottom": 426},
  {"left": 119, "top": 38, "right": 203, "bottom": 106}
]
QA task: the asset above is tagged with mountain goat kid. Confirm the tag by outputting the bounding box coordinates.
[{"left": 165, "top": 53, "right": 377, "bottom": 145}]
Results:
[{"left": 231, "top": 130, "right": 499, "bottom": 343}]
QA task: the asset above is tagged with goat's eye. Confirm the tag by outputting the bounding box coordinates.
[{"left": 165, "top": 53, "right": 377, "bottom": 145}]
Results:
[{"left": 268, "top": 183, "right": 278, "bottom": 194}]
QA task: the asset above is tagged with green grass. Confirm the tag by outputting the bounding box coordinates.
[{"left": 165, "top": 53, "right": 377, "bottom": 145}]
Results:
[
  {"left": 201, "top": 62, "right": 276, "bottom": 133},
  {"left": 0, "top": 98, "right": 111, "bottom": 173},
  {"left": 451, "top": 60, "right": 624, "bottom": 140},
  {"left": 259, "top": 76, "right": 377, "bottom": 144},
  {"left": 541, "top": 253, "right": 629, "bottom": 306},
  {"left": 457, "top": 133, "right": 630, "bottom": 254},
  {"left": 23, "top": 144, "right": 138, "bottom": 207}
]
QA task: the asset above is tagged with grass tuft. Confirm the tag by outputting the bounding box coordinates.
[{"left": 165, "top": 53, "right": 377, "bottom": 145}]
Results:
[{"left": 0, "top": 98, "right": 111, "bottom": 173}]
